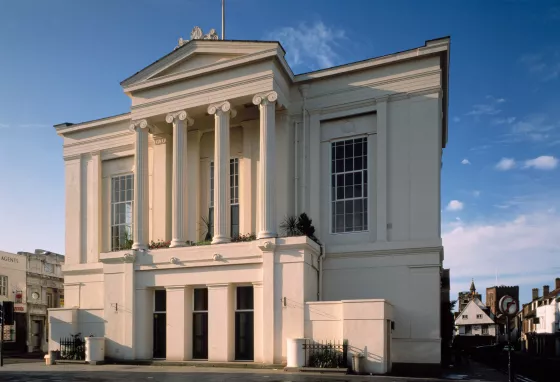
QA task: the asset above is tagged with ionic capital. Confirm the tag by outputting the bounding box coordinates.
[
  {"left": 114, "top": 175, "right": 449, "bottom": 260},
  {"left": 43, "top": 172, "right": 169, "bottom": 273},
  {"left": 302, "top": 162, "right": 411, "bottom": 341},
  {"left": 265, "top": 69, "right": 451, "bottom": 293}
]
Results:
[
  {"left": 253, "top": 91, "right": 278, "bottom": 106},
  {"left": 207, "top": 101, "right": 237, "bottom": 118},
  {"left": 165, "top": 110, "right": 194, "bottom": 126},
  {"left": 129, "top": 119, "right": 152, "bottom": 133}
]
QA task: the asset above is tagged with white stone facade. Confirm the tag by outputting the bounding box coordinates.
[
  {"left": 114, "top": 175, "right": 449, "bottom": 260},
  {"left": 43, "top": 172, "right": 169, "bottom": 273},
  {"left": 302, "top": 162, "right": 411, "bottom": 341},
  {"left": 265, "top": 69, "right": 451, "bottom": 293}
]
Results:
[{"left": 49, "top": 36, "right": 450, "bottom": 373}]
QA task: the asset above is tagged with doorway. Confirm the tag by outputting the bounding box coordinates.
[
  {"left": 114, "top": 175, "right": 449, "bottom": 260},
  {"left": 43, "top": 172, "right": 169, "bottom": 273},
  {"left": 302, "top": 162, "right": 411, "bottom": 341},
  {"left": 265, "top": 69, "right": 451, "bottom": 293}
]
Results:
[
  {"left": 31, "top": 319, "right": 42, "bottom": 351},
  {"left": 192, "top": 288, "right": 208, "bottom": 359},
  {"left": 235, "top": 286, "right": 254, "bottom": 361},
  {"left": 153, "top": 290, "right": 166, "bottom": 359}
]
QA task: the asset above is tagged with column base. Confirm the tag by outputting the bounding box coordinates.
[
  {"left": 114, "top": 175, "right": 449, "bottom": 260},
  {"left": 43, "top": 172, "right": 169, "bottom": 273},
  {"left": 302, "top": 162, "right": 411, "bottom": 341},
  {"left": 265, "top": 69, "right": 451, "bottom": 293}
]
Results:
[
  {"left": 211, "top": 236, "right": 231, "bottom": 244},
  {"left": 257, "top": 231, "right": 277, "bottom": 239},
  {"left": 170, "top": 239, "right": 187, "bottom": 248},
  {"left": 132, "top": 243, "right": 148, "bottom": 251}
]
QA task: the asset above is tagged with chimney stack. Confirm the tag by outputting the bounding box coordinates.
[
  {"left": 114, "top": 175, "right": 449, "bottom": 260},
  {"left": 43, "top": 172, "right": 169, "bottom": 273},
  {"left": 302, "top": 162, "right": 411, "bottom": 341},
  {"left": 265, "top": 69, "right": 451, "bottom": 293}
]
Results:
[
  {"left": 532, "top": 288, "right": 539, "bottom": 301},
  {"left": 556, "top": 278, "right": 560, "bottom": 290},
  {"left": 543, "top": 285, "right": 550, "bottom": 296}
]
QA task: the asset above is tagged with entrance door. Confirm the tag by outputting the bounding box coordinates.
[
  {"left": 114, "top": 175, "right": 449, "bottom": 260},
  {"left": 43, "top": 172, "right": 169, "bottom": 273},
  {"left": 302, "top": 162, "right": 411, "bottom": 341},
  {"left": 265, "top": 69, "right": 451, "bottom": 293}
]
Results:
[
  {"left": 153, "top": 290, "right": 166, "bottom": 359},
  {"left": 31, "top": 320, "right": 42, "bottom": 349},
  {"left": 192, "top": 288, "right": 208, "bottom": 359},
  {"left": 235, "top": 286, "right": 254, "bottom": 361}
]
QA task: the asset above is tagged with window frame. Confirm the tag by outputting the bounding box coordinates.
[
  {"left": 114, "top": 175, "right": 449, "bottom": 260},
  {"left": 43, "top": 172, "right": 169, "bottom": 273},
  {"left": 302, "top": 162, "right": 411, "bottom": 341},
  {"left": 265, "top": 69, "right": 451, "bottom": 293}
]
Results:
[
  {"left": 462, "top": 315, "right": 468, "bottom": 319},
  {"left": 209, "top": 158, "right": 240, "bottom": 238},
  {"left": 110, "top": 173, "right": 134, "bottom": 251},
  {"left": 0, "top": 275, "right": 7, "bottom": 296},
  {"left": 329, "top": 135, "right": 369, "bottom": 234}
]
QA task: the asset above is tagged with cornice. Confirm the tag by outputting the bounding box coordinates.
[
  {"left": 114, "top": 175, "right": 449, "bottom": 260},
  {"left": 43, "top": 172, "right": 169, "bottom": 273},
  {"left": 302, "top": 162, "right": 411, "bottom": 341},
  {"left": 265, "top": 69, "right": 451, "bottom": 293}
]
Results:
[
  {"left": 295, "top": 39, "right": 449, "bottom": 82},
  {"left": 124, "top": 48, "right": 281, "bottom": 93},
  {"left": 63, "top": 131, "right": 133, "bottom": 149},
  {"left": 327, "top": 245, "right": 443, "bottom": 259},
  {"left": 130, "top": 73, "right": 274, "bottom": 112},
  {"left": 55, "top": 113, "right": 130, "bottom": 136}
]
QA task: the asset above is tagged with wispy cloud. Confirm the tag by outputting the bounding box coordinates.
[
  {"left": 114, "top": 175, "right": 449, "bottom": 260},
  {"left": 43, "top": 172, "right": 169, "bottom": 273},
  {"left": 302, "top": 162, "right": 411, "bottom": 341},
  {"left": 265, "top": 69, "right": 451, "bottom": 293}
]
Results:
[
  {"left": 524, "top": 155, "right": 558, "bottom": 170},
  {"left": 461, "top": 159, "right": 471, "bottom": 165},
  {"left": 492, "top": 117, "right": 516, "bottom": 125},
  {"left": 473, "top": 190, "right": 481, "bottom": 197},
  {"left": 466, "top": 95, "right": 505, "bottom": 117},
  {"left": 519, "top": 51, "right": 560, "bottom": 81},
  {"left": 496, "top": 158, "right": 516, "bottom": 171},
  {"left": 504, "top": 114, "right": 559, "bottom": 143},
  {"left": 267, "top": 21, "right": 346, "bottom": 71},
  {"left": 446, "top": 200, "right": 464, "bottom": 211},
  {"left": 0, "top": 123, "right": 9, "bottom": 129},
  {"left": 469, "top": 144, "right": 492, "bottom": 151},
  {"left": 453, "top": 116, "right": 461, "bottom": 123}
]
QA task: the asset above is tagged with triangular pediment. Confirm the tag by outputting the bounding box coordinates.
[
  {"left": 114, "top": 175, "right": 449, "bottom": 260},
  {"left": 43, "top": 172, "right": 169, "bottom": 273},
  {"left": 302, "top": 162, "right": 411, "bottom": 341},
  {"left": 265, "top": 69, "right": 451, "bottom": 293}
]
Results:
[
  {"left": 153, "top": 53, "right": 244, "bottom": 79},
  {"left": 454, "top": 298, "right": 495, "bottom": 325},
  {"left": 121, "top": 40, "right": 288, "bottom": 91}
]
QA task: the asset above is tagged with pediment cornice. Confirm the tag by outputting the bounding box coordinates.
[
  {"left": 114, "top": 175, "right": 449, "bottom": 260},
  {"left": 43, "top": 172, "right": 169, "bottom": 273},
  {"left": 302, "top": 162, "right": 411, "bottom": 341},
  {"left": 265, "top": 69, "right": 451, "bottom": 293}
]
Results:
[{"left": 121, "top": 40, "right": 292, "bottom": 93}]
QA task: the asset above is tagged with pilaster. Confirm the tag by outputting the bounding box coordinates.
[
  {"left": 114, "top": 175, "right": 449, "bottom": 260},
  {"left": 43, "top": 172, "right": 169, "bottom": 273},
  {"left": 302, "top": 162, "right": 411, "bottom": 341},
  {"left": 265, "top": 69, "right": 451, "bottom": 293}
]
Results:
[
  {"left": 129, "top": 119, "right": 151, "bottom": 251},
  {"left": 87, "top": 152, "right": 102, "bottom": 263},
  {"left": 207, "top": 283, "right": 234, "bottom": 361},
  {"left": 208, "top": 101, "right": 236, "bottom": 244},
  {"left": 240, "top": 123, "right": 254, "bottom": 234},
  {"left": 258, "top": 240, "right": 276, "bottom": 363},
  {"left": 253, "top": 91, "right": 278, "bottom": 239},
  {"left": 376, "top": 96, "right": 389, "bottom": 242},
  {"left": 152, "top": 134, "right": 172, "bottom": 242},
  {"left": 165, "top": 286, "right": 191, "bottom": 360}
]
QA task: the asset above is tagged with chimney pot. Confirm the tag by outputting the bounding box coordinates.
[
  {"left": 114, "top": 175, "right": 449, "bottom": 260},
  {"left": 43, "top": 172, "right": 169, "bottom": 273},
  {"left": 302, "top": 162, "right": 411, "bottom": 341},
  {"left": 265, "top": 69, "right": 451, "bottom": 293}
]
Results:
[
  {"left": 543, "top": 285, "right": 550, "bottom": 296},
  {"left": 532, "top": 288, "right": 539, "bottom": 301},
  {"left": 556, "top": 278, "right": 560, "bottom": 290}
]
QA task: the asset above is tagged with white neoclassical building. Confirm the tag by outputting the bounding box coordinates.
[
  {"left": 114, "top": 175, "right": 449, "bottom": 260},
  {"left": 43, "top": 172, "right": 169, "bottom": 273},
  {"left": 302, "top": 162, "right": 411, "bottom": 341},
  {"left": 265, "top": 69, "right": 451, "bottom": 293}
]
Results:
[{"left": 49, "top": 29, "right": 450, "bottom": 374}]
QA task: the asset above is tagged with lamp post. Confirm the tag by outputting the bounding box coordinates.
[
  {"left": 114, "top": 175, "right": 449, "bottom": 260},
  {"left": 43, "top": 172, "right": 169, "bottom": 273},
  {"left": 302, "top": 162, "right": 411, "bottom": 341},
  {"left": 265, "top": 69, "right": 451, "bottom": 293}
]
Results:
[{"left": 498, "top": 295, "right": 518, "bottom": 382}]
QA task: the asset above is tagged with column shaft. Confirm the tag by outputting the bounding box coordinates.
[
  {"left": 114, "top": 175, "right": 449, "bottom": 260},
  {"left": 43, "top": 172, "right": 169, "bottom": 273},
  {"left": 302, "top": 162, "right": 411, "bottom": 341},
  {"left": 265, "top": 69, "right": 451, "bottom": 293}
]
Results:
[
  {"left": 166, "top": 111, "right": 193, "bottom": 247},
  {"left": 208, "top": 102, "right": 236, "bottom": 244},
  {"left": 130, "top": 120, "right": 150, "bottom": 250},
  {"left": 253, "top": 92, "right": 278, "bottom": 239}
]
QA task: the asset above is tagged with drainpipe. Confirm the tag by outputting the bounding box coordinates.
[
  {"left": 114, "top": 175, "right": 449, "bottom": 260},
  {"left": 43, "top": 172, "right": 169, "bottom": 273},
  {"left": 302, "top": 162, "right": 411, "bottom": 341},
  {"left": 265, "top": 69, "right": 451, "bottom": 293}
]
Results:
[
  {"left": 294, "top": 120, "right": 299, "bottom": 215},
  {"left": 318, "top": 242, "right": 326, "bottom": 300},
  {"left": 299, "top": 85, "right": 309, "bottom": 213}
]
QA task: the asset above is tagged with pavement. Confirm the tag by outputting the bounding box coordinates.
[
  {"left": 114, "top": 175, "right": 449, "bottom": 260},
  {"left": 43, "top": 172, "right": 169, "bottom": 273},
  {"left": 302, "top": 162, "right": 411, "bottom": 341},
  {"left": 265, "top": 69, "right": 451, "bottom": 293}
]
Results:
[{"left": 0, "top": 359, "right": 513, "bottom": 382}]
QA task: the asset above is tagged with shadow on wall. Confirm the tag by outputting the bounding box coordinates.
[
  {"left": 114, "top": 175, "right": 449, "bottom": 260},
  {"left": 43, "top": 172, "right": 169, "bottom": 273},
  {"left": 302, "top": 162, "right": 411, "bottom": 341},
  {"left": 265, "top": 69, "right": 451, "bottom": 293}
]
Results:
[{"left": 78, "top": 310, "right": 105, "bottom": 338}]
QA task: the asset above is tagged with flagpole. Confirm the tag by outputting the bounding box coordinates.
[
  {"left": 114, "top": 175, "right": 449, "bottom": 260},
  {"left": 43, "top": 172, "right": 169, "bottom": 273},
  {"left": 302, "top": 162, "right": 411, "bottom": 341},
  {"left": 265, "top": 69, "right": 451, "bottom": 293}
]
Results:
[{"left": 221, "top": 0, "right": 225, "bottom": 40}]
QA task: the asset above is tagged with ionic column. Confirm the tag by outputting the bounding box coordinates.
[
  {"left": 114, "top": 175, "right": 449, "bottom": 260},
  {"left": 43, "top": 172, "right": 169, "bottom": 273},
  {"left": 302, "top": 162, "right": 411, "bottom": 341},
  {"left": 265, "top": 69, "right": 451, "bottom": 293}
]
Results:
[
  {"left": 253, "top": 91, "right": 278, "bottom": 239},
  {"left": 208, "top": 101, "right": 236, "bottom": 244},
  {"left": 165, "top": 110, "right": 194, "bottom": 248},
  {"left": 129, "top": 119, "right": 151, "bottom": 250}
]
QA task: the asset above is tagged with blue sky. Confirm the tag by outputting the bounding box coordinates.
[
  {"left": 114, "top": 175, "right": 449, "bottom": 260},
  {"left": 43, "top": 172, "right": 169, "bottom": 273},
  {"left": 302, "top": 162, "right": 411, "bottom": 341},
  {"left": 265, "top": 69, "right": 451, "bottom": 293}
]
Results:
[{"left": 1, "top": 0, "right": 559, "bottom": 305}]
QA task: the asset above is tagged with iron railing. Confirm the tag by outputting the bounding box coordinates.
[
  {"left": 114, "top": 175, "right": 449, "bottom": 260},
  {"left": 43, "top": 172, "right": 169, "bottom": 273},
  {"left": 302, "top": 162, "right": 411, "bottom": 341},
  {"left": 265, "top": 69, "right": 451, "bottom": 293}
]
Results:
[
  {"left": 59, "top": 334, "right": 85, "bottom": 360},
  {"left": 303, "top": 339, "right": 348, "bottom": 368}
]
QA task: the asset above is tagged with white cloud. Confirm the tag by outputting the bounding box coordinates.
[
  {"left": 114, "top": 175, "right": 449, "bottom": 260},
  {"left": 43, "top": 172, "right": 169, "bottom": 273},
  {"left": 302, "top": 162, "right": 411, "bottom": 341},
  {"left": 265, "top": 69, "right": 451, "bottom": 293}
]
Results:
[
  {"left": 453, "top": 117, "right": 461, "bottom": 123},
  {"left": 492, "top": 117, "right": 516, "bottom": 125},
  {"left": 266, "top": 21, "right": 346, "bottom": 70},
  {"left": 461, "top": 159, "right": 471, "bottom": 165},
  {"left": 519, "top": 52, "right": 560, "bottom": 81},
  {"left": 466, "top": 104, "right": 502, "bottom": 116},
  {"left": 496, "top": 158, "right": 516, "bottom": 171},
  {"left": 443, "top": 209, "right": 560, "bottom": 300},
  {"left": 446, "top": 200, "right": 464, "bottom": 211},
  {"left": 524, "top": 155, "right": 558, "bottom": 170}
]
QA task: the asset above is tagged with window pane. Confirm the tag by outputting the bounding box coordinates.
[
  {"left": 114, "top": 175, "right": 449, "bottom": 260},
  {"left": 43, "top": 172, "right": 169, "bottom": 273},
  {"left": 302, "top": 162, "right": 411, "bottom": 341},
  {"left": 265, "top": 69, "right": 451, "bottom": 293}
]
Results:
[
  {"left": 155, "top": 290, "right": 166, "bottom": 312},
  {"left": 194, "top": 288, "right": 208, "bottom": 311},
  {"left": 336, "top": 201, "right": 344, "bottom": 215},
  {"left": 237, "top": 286, "right": 254, "bottom": 310},
  {"left": 336, "top": 159, "right": 344, "bottom": 173}
]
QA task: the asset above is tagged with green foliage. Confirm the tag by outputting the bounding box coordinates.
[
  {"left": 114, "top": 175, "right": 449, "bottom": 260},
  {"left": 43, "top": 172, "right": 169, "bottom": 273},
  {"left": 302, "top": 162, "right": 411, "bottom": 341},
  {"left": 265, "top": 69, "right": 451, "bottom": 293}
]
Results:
[
  {"left": 280, "top": 213, "right": 319, "bottom": 244},
  {"left": 231, "top": 233, "right": 257, "bottom": 243},
  {"left": 280, "top": 216, "right": 299, "bottom": 236},
  {"left": 308, "top": 343, "right": 345, "bottom": 368},
  {"left": 201, "top": 215, "right": 212, "bottom": 241}
]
